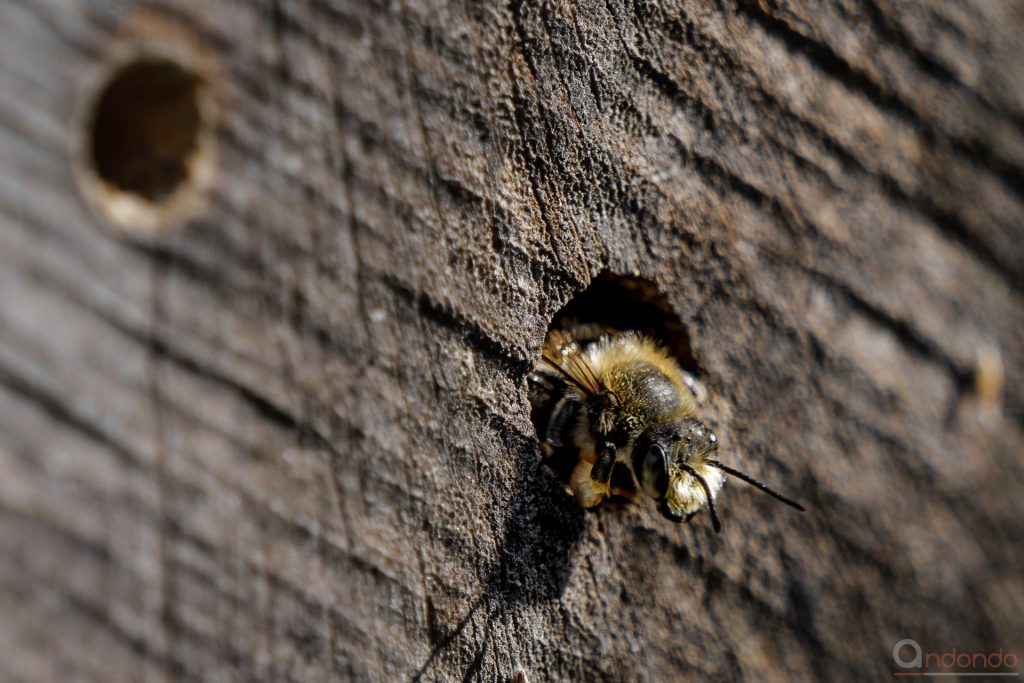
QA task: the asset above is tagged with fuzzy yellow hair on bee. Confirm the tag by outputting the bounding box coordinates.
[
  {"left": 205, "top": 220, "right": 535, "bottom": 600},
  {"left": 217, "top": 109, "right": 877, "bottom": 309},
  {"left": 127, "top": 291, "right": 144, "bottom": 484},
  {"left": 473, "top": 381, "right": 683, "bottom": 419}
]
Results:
[{"left": 528, "top": 326, "right": 804, "bottom": 530}]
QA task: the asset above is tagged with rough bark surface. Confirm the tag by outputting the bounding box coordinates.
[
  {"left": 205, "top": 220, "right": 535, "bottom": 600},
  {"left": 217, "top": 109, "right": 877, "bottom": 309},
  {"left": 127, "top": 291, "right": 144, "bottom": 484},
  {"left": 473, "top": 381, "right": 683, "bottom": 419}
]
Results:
[{"left": 1, "top": 0, "right": 1023, "bottom": 681}]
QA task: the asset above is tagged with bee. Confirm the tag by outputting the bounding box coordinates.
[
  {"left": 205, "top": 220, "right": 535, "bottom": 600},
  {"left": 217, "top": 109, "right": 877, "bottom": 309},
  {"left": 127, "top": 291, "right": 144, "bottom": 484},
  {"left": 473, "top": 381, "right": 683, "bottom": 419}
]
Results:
[{"left": 528, "top": 326, "right": 804, "bottom": 530}]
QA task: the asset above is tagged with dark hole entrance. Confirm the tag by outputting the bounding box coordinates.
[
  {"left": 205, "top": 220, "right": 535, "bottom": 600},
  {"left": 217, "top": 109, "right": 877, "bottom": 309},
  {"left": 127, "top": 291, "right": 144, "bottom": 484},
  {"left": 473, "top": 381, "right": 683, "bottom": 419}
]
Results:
[
  {"left": 89, "top": 58, "right": 204, "bottom": 202},
  {"left": 530, "top": 273, "right": 701, "bottom": 495},
  {"left": 548, "top": 273, "right": 699, "bottom": 373}
]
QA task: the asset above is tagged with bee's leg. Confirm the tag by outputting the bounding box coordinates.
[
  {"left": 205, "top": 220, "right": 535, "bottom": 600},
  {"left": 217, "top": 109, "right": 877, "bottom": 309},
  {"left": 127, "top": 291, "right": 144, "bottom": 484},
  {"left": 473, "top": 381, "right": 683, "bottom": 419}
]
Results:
[
  {"left": 679, "top": 371, "right": 708, "bottom": 406},
  {"left": 589, "top": 441, "right": 616, "bottom": 484},
  {"left": 569, "top": 457, "right": 609, "bottom": 507}
]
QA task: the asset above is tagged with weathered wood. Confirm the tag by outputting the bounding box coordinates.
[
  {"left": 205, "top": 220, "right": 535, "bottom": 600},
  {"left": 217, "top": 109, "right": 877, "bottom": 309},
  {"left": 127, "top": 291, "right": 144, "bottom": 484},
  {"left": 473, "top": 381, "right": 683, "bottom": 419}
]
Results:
[{"left": 1, "top": 0, "right": 1022, "bottom": 680}]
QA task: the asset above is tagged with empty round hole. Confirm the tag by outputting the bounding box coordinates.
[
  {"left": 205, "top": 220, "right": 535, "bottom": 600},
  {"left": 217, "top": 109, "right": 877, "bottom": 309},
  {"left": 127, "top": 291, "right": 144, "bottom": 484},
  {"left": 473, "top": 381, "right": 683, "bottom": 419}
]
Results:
[
  {"left": 78, "top": 53, "right": 216, "bottom": 230},
  {"left": 91, "top": 59, "right": 201, "bottom": 200}
]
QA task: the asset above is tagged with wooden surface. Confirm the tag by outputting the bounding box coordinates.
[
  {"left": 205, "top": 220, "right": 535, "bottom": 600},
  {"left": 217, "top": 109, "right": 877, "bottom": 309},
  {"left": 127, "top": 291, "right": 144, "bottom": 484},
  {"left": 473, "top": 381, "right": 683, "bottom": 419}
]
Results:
[{"left": 1, "top": 0, "right": 1022, "bottom": 680}]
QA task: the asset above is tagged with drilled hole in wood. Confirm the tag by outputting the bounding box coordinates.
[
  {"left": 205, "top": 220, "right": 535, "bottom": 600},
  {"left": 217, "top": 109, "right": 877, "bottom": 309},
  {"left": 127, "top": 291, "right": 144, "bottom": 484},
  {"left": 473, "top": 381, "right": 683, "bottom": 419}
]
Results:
[
  {"left": 530, "top": 273, "right": 701, "bottom": 491},
  {"left": 79, "top": 54, "right": 216, "bottom": 230},
  {"left": 549, "top": 273, "right": 699, "bottom": 374}
]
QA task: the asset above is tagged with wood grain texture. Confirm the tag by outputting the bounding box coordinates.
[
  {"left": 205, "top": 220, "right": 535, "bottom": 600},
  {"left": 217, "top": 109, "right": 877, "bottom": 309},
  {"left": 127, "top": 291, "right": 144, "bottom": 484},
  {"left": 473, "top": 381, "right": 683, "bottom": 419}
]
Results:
[{"left": 1, "top": 0, "right": 1022, "bottom": 680}]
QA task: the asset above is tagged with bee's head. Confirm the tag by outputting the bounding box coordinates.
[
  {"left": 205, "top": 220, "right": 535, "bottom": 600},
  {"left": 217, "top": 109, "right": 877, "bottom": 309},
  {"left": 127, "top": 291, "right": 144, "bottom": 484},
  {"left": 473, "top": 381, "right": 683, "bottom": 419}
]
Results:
[
  {"left": 631, "top": 418, "right": 722, "bottom": 520},
  {"left": 632, "top": 418, "right": 716, "bottom": 494},
  {"left": 632, "top": 418, "right": 805, "bottom": 532}
]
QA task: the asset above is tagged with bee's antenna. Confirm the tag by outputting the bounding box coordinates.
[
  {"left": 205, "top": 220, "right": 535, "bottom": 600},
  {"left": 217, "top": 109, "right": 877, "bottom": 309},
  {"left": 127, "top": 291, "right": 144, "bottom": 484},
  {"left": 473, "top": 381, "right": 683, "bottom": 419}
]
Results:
[
  {"left": 708, "top": 462, "right": 806, "bottom": 512},
  {"left": 680, "top": 464, "right": 721, "bottom": 533}
]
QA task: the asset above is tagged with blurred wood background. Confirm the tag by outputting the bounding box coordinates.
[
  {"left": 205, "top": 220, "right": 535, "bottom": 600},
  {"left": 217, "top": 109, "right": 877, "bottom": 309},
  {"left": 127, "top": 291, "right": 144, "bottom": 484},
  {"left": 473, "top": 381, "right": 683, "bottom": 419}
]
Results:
[{"left": 1, "top": 0, "right": 1022, "bottom": 680}]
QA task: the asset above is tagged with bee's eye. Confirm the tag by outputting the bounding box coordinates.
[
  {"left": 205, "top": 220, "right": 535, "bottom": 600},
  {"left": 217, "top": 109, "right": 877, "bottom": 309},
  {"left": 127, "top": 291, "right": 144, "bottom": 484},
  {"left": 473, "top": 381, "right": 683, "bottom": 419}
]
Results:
[{"left": 640, "top": 445, "right": 669, "bottom": 499}]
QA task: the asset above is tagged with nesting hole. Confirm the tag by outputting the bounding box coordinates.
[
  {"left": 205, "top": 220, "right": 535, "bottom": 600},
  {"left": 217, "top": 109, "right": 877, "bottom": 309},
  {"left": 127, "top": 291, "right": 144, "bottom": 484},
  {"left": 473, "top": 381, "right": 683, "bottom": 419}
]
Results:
[
  {"left": 549, "top": 273, "right": 699, "bottom": 373},
  {"left": 532, "top": 273, "right": 701, "bottom": 493},
  {"left": 79, "top": 54, "right": 216, "bottom": 230},
  {"left": 91, "top": 58, "right": 203, "bottom": 200}
]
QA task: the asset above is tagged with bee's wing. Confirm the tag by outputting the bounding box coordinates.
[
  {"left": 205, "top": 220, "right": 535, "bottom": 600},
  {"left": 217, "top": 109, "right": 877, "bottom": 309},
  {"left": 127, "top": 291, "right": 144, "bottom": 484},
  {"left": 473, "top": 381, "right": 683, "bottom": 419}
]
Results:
[{"left": 541, "top": 329, "right": 605, "bottom": 397}]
